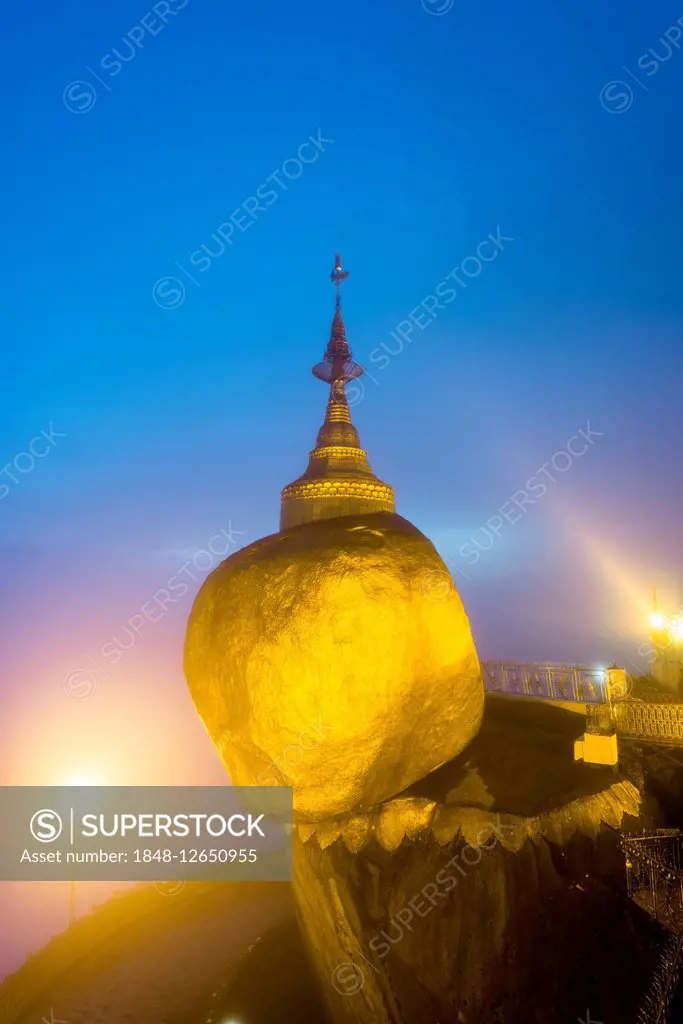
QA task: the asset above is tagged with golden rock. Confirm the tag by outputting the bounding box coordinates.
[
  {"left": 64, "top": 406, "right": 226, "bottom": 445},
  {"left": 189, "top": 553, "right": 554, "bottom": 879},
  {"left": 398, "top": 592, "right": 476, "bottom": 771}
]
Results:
[{"left": 184, "top": 511, "right": 484, "bottom": 821}]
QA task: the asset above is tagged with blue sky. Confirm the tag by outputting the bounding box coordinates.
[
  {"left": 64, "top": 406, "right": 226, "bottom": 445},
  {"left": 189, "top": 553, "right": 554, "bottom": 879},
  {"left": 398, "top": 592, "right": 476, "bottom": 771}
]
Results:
[{"left": 1, "top": 0, "right": 683, "bottom": 976}]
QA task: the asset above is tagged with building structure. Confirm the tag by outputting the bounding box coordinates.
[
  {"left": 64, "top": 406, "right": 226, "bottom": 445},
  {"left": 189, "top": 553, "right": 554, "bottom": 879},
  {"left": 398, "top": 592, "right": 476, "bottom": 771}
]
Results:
[{"left": 280, "top": 255, "right": 395, "bottom": 530}]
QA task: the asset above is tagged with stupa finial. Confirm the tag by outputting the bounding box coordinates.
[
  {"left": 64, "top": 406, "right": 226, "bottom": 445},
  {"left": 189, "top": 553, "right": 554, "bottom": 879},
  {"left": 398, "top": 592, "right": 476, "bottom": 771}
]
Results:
[
  {"left": 279, "top": 254, "right": 396, "bottom": 531},
  {"left": 331, "top": 252, "right": 349, "bottom": 303},
  {"left": 312, "top": 254, "right": 363, "bottom": 386}
]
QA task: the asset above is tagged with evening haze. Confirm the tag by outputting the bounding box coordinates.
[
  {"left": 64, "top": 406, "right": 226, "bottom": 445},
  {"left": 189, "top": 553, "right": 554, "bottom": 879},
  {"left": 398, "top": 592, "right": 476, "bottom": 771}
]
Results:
[{"left": 1, "top": 0, "right": 682, "bottom": 981}]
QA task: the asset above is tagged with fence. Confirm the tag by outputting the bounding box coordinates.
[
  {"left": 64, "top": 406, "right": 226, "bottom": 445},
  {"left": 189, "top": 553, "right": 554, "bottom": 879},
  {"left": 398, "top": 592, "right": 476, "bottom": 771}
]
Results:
[
  {"left": 613, "top": 703, "right": 683, "bottom": 744},
  {"left": 482, "top": 661, "right": 608, "bottom": 704}
]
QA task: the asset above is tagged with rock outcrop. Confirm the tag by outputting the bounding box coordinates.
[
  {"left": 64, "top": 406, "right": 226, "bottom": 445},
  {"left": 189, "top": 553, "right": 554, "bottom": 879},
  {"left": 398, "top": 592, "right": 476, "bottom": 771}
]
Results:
[
  {"left": 184, "top": 512, "right": 484, "bottom": 822},
  {"left": 291, "top": 700, "right": 661, "bottom": 1024}
]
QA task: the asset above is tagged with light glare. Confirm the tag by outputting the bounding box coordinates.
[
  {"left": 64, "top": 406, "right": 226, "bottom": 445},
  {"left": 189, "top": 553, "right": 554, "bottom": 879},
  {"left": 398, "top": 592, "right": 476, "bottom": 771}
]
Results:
[
  {"left": 63, "top": 775, "right": 100, "bottom": 787},
  {"left": 670, "top": 617, "right": 683, "bottom": 640}
]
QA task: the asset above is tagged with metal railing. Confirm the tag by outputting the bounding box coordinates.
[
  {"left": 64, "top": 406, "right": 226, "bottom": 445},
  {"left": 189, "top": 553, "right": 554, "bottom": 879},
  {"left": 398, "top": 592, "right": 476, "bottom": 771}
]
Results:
[
  {"left": 483, "top": 661, "right": 683, "bottom": 744},
  {"left": 481, "top": 661, "right": 608, "bottom": 703},
  {"left": 621, "top": 832, "right": 683, "bottom": 1023},
  {"left": 614, "top": 703, "right": 683, "bottom": 744},
  {"left": 636, "top": 935, "right": 683, "bottom": 1024}
]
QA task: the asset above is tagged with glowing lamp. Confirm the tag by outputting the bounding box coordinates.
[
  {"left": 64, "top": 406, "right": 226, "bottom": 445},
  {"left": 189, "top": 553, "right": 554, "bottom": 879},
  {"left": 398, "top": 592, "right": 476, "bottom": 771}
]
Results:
[{"left": 650, "top": 612, "right": 665, "bottom": 630}]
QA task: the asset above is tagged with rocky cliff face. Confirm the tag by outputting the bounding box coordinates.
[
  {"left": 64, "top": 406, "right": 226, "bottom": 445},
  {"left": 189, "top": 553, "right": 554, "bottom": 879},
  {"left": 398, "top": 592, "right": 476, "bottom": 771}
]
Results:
[
  {"left": 294, "top": 812, "right": 660, "bottom": 1024},
  {"left": 290, "top": 700, "right": 664, "bottom": 1024}
]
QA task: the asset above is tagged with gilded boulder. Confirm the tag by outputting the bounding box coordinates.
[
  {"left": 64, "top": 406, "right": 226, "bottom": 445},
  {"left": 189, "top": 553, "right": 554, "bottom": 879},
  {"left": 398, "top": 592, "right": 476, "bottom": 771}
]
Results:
[{"left": 184, "top": 512, "right": 484, "bottom": 821}]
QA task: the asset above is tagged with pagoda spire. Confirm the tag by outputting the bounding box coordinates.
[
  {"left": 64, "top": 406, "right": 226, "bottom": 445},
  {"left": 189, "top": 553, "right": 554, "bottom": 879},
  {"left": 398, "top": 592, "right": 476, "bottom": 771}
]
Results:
[
  {"left": 312, "top": 254, "right": 362, "bottom": 387},
  {"left": 279, "top": 255, "right": 396, "bottom": 531}
]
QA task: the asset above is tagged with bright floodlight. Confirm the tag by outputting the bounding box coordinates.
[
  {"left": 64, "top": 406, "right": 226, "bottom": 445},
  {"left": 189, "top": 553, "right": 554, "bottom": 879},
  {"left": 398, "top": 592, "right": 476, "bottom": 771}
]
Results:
[{"left": 650, "top": 612, "right": 665, "bottom": 630}]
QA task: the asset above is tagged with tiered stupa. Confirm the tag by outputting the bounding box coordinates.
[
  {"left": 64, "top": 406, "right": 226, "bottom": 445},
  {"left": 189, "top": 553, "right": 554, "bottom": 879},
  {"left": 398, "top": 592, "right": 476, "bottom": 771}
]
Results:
[{"left": 280, "top": 255, "right": 395, "bottom": 529}]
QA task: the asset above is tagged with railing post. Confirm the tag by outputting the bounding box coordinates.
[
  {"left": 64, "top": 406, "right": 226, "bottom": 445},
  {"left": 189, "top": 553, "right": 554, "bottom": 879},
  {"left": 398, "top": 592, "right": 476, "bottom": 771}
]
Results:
[{"left": 606, "top": 667, "right": 629, "bottom": 702}]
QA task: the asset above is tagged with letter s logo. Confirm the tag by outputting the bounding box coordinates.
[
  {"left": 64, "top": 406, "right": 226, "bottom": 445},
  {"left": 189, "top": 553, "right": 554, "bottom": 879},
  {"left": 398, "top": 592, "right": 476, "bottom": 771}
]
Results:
[
  {"left": 30, "top": 810, "right": 63, "bottom": 843},
  {"left": 369, "top": 936, "right": 391, "bottom": 959}
]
